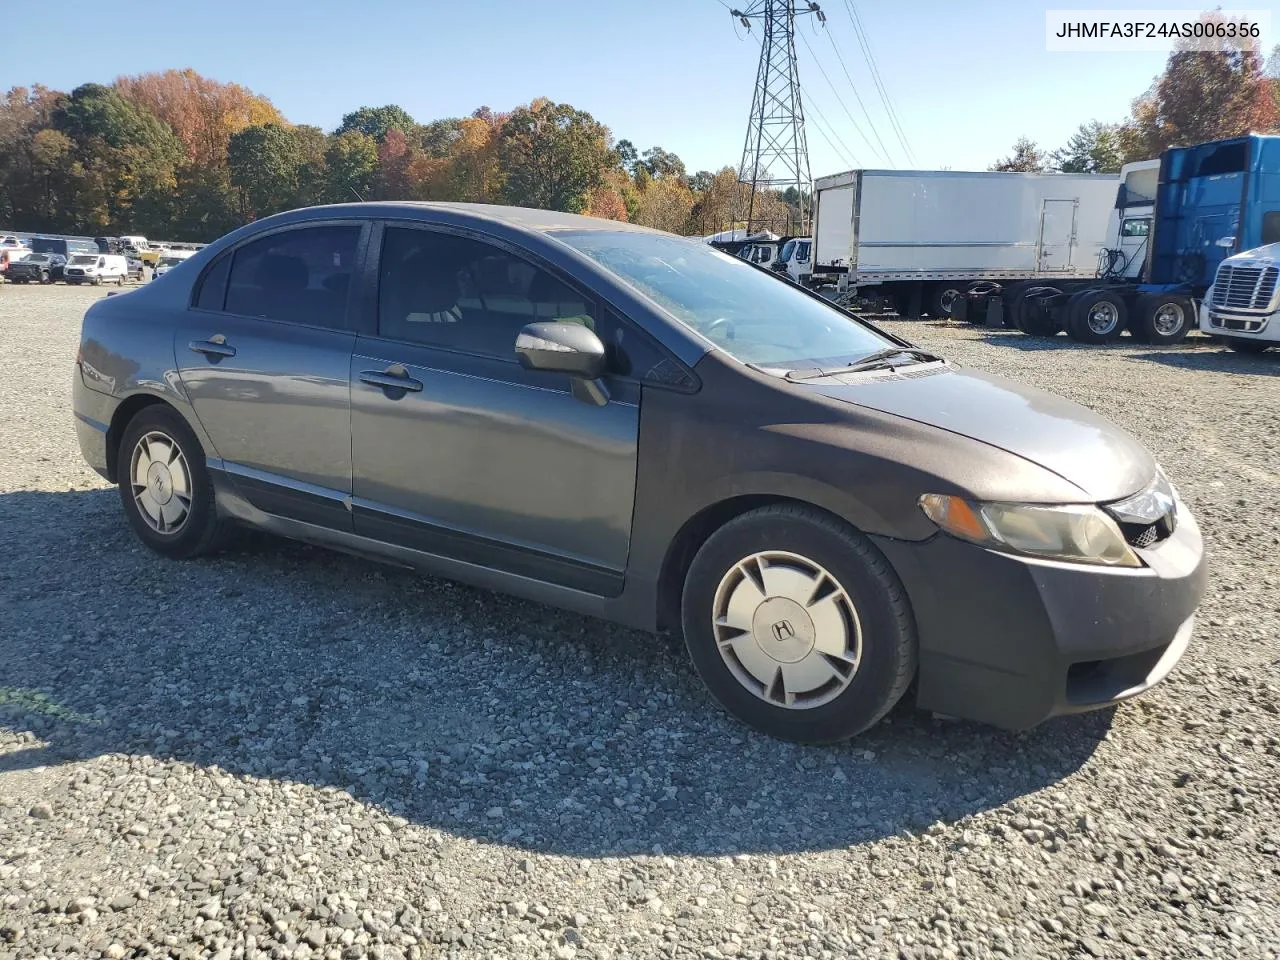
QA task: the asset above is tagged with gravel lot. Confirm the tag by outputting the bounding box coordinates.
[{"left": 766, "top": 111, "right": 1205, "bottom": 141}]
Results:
[{"left": 1, "top": 283, "right": 1278, "bottom": 960}]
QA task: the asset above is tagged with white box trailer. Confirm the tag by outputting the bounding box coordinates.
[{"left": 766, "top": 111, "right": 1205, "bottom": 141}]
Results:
[{"left": 810, "top": 169, "right": 1120, "bottom": 317}]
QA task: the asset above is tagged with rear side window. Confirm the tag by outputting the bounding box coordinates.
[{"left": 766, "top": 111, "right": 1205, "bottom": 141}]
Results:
[
  {"left": 1263, "top": 211, "right": 1280, "bottom": 246},
  {"left": 223, "top": 225, "right": 360, "bottom": 329},
  {"left": 195, "top": 254, "right": 231, "bottom": 311}
]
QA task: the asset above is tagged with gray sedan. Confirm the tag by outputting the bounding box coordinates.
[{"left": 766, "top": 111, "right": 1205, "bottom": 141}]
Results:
[{"left": 73, "top": 203, "right": 1207, "bottom": 743}]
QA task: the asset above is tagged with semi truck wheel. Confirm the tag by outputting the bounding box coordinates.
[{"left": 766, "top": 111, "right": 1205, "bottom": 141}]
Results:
[
  {"left": 1067, "top": 290, "right": 1128, "bottom": 343},
  {"left": 1016, "top": 286, "right": 1063, "bottom": 336},
  {"left": 1134, "top": 294, "right": 1193, "bottom": 345},
  {"left": 929, "top": 283, "right": 966, "bottom": 319}
]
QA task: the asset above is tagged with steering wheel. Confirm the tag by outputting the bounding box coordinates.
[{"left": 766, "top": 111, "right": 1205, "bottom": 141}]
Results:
[{"left": 705, "top": 317, "right": 735, "bottom": 343}]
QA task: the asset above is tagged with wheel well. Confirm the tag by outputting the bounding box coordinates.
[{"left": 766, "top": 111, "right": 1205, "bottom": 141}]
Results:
[
  {"left": 104, "top": 394, "right": 171, "bottom": 482},
  {"left": 656, "top": 494, "right": 840, "bottom": 633}
]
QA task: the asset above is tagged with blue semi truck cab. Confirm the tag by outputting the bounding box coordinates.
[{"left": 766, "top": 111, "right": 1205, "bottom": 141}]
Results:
[{"left": 1005, "top": 134, "right": 1280, "bottom": 345}]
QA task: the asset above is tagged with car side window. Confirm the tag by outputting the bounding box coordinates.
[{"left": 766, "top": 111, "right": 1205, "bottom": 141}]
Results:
[
  {"left": 378, "top": 228, "right": 600, "bottom": 359},
  {"left": 194, "top": 253, "right": 231, "bottom": 311},
  {"left": 223, "top": 225, "right": 359, "bottom": 329}
]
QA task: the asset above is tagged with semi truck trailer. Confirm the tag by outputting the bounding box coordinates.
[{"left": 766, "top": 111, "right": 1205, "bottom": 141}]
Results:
[{"left": 809, "top": 168, "right": 1121, "bottom": 317}]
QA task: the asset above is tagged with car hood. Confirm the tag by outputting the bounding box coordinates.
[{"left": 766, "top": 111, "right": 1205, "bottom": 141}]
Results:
[{"left": 810, "top": 365, "right": 1154, "bottom": 502}]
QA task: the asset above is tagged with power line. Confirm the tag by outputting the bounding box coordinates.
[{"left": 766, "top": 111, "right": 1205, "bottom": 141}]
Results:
[
  {"left": 805, "top": 99, "right": 860, "bottom": 170},
  {"left": 820, "top": 24, "right": 894, "bottom": 165},
  {"left": 795, "top": 28, "right": 880, "bottom": 167},
  {"left": 842, "top": 0, "right": 916, "bottom": 164}
]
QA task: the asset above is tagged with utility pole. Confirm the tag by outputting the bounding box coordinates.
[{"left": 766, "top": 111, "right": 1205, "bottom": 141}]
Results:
[{"left": 729, "top": 1, "right": 824, "bottom": 236}]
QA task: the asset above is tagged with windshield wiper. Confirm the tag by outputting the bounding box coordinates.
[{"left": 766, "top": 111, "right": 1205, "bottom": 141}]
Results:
[
  {"left": 782, "top": 347, "right": 942, "bottom": 381},
  {"left": 844, "top": 347, "right": 943, "bottom": 371}
]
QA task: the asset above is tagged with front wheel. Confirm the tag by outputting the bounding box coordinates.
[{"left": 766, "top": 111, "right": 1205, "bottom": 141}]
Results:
[
  {"left": 117, "top": 406, "right": 229, "bottom": 559},
  {"left": 92, "top": 276, "right": 102, "bottom": 286},
  {"left": 681, "top": 505, "right": 917, "bottom": 743},
  {"left": 40, "top": 271, "right": 51, "bottom": 284}
]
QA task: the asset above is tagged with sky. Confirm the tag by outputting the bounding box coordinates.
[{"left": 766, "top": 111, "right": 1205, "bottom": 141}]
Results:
[{"left": 0, "top": 0, "right": 1208, "bottom": 176}]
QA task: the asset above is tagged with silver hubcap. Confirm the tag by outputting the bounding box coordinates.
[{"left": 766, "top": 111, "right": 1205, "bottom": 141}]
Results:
[
  {"left": 1087, "top": 301, "right": 1120, "bottom": 335},
  {"left": 1153, "top": 302, "right": 1185, "bottom": 335},
  {"left": 130, "top": 431, "right": 192, "bottom": 534},
  {"left": 712, "top": 551, "right": 862, "bottom": 709},
  {"left": 939, "top": 288, "right": 961, "bottom": 314}
]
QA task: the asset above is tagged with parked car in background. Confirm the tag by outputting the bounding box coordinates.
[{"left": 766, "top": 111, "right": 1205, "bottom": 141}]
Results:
[
  {"left": 95, "top": 236, "right": 122, "bottom": 254},
  {"left": 120, "top": 235, "right": 162, "bottom": 266},
  {"left": 5, "top": 252, "right": 67, "bottom": 283},
  {"left": 0, "top": 243, "right": 31, "bottom": 279},
  {"left": 126, "top": 257, "right": 146, "bottom": 282},
  {"left": 64, "top": 253, "right": 128, "bottom": 285},
  {"left": 73, "top": 202, "right": 1207, "bottom": 743},
  {"left": 153, "top": 250, "right": 195, "bottom": 278}
]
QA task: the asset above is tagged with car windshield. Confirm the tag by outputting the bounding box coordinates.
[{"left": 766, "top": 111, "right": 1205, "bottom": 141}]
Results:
[
  {"left": 554, "top": 230, "right": 892, "bottom": 368},
  {"left": 21, "top": 254, "right": 50, "bottom": 263},
  {"left": 69, "top": 255, "right": 96, "bottom": 265}
]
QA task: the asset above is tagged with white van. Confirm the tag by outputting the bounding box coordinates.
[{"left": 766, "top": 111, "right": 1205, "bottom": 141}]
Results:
[{"left": 64, "top": 253, "right": 129, "bottom": 286}]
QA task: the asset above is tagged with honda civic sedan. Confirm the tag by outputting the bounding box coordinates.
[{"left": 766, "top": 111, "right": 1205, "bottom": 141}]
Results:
[{"left": 73, "top": 203, "right": 1207, "bottom": 743}]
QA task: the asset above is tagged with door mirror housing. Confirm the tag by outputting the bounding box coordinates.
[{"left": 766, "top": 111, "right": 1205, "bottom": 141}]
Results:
[
  {"left": 515, "top": 321, "right": 607, "bottom": 380},
  {"left": 1215, "top": 235, "right": 1236, "bottom": 249}
]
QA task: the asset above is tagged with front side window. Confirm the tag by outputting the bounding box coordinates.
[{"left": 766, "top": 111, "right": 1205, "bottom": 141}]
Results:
[
  {"left": 377, "top": 228, "right": 598, "bottom": 359},
  {"left": 555, "top": 229, "right": 892, "bottom": 369},
  {"left": 798, "top": 241, "right": 811, "bottom": 262},
  {"left": 1121, "top": 218, "right": 1151, "bottom": 238},
  {"left": 224, "top": 225, "right": 359, "bottom": 329}
]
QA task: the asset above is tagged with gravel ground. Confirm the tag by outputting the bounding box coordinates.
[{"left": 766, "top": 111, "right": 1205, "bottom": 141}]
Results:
[{"left": 1, "top": 283, "right": 1278, "bottom": 960}]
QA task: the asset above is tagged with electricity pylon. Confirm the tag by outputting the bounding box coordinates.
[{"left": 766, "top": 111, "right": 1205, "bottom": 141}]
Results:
[{"left": 729, "top": 1, "right": 824, "bottom": 236}]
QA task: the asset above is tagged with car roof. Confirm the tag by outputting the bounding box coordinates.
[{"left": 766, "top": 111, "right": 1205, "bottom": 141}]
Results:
[{"left": 253, "top": 201, "right": 669, "bottom": 238}]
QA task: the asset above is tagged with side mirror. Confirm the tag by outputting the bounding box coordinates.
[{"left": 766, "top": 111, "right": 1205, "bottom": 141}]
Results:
[
  {"left": 1215, "top": 236, "right": 1236, "bottom": 249},
  {"left": 515, "top": 321, "right": 607, "bottom": 380}
]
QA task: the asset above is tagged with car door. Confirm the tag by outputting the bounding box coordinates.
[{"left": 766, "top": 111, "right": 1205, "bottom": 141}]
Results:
[
  {"left": 173, "top": 221, "right": 367, "bottom": 530},
  {"left": 349, "top": 223, "right": 647, "bottom": 595}
]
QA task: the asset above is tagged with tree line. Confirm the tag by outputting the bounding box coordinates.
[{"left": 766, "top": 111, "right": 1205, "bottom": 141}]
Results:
[
  {"left": 990, "top": 37, "right": 1280, "bottom": 173},
  {"left": 0, "top": 70, "right": 791, "bottom": 243}
]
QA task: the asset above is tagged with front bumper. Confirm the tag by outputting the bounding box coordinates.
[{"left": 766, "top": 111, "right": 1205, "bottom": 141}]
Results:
[{"left": 872, "top": 499, "right": 1207, "bottom": 730}]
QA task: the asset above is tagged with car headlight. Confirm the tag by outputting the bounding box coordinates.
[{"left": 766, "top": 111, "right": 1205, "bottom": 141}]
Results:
[{"left": 919, "top": 494, "right": 1141, "bottom": 568}]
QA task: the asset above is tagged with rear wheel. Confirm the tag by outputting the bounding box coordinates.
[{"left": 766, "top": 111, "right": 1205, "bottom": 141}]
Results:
[
  {"left": 1134, "top": 294, "right": 1192, "bottom": 345},
  {"left": 40, "top": 271, "right": 51, "bottom": 284},
  {"left": 1223, "top": 337, "right": 1270, "bottom": 354},
  {"left": 117, "top": 406, "right": 229, "bottom": 559},
  {"left": 1067, "top": 289, "right": 1128, "bottom": 343},
  {"left": 681, "top": 505, "right": 916, "bottom": 743}
]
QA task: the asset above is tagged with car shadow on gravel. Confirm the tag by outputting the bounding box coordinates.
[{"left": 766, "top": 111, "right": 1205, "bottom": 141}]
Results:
[{"left": 0, "top": 488, "right": 1113, "bottom": 857}]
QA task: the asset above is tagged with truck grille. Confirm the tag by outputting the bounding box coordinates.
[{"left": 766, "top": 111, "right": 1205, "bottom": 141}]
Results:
[
  {"left": 66, "top": 269, "right": 83, "bottom": 276},
  {"left": 1213, "top": 264, "right": 1279, "bottom": 310}
]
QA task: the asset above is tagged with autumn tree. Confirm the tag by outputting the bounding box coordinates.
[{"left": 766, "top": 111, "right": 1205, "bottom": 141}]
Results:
[
  {"left": 1120, "top": 22, "right": 1278, "bottom": 160},
  {"left": 324, "top": 130, "right": 378, "bottom": 203},
  {"left": 336, "top": 104, "right": 415, "bottom": 142},
  {"left": 989, "top": 137, "right": 1047, "bottom": 172},
  {"left": 634, "top": 176, "right": 695, "bottom": 232},
  {"left": 227, "top": 123, "right": 307, "bottom": 219},
  {"left": 497, "top": 98, "right": 613, "bottom": 213},
  {"left": 1051, "top": 121, "right": 1123, "bottom": 173},
  {"left": 114, "top": 69, "right": 282, "bottom": 168}
]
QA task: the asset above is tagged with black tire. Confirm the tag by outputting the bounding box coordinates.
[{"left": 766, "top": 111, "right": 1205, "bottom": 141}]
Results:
[
  {"left": 116, "top": 274, "right": 124, "bottom": 286},
  {"left": 890, "top": 291, "right": 912, "bottom": 318},
  {"left": 1133, "top": 294, "right": 1193, "bottom": 345},
  {"left": 681, "top": 504, "right": 917, "bottom": 744},
  {"left": 1015, "top": 285, "right": 1063, "bottom": 336},
  {"left": 92, "top": 276, "right": 102, "bottom": 286},
  {"left": 117, "top": 405, "right": 229, "bottom": 560},
  {"left": 1223, "top": 337, "right": 1270, "bottom": 354},
  {"left": 928, "top": 282, "right": 967, "bottom": 319},
  {"left": 40, "top": 271, "right": 51, "bottom": 284},
  {"left": 1067, "top": 289, "right": 1128, "bottom": 343}
]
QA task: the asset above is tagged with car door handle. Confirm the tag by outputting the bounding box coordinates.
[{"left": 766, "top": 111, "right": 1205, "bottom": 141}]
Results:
[
  {"left": 188, "top": 338, "right": 236, "bottom": 360},
  {"left": 360, "top": 369, "right": 423, "bottom": 393}
]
